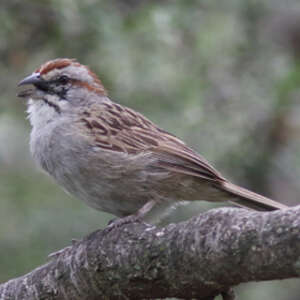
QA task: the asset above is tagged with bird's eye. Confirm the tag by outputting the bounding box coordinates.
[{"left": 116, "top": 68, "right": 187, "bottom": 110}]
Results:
[{"left": 58, "top": 75, "right": 69, "bottom": 85}]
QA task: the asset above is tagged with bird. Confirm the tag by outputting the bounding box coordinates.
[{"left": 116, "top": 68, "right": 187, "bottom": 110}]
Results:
[{"left": 17, "top": 58, "right": 288, "bottom": 225}]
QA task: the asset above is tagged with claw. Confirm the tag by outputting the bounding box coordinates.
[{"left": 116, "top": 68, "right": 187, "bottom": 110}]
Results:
[{"left": 104, "top": 215, "right": 142, "bottom": 233}]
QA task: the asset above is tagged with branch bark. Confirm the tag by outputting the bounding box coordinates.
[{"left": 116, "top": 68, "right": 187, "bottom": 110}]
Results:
[{"left": 1, "top": 206, "right": 300, "bottom": 300}]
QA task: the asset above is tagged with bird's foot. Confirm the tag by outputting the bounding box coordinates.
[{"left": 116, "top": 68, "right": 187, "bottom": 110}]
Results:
[
  {"left": 105, "top": 215, "right": 142, "bottom": 233},
  {"left": 104, "top": 200, "right": 156, "bottom": 233}
]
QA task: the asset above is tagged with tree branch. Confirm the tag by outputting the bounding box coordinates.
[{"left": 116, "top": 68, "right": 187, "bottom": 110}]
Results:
[{"left": 1, "top": 206, "right": 300, "bottom": 300}]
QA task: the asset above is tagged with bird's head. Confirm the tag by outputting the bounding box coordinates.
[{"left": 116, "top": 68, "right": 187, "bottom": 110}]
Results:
[{"left": 18, "top": 58, "right": 107, "bottom": 113}]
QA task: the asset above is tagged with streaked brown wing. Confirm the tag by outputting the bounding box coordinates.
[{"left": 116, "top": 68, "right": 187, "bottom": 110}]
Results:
[
  {"left": 79, "top": 101, "right": 224, "bottom": 182},
  {"left": 150, "top": 144, "right": 224, "bottom": 181}
]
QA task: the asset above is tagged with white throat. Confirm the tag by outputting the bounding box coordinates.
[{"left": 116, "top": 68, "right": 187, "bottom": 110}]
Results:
[{"left": 27, "top": 98, "right": 60, "bottom": 129}]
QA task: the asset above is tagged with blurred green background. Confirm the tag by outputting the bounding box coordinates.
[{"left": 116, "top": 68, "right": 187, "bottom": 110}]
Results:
[{"left": 1, "top": 0, "right": 300, "bottom": 299}]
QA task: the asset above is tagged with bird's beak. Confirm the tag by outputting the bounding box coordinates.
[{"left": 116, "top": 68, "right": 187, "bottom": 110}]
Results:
[
  {"left": 17, "top": 72, "right": 46, "bottom": 98},
  {"left": 18, "top": 73, "right": 42, "bottom": 86}
]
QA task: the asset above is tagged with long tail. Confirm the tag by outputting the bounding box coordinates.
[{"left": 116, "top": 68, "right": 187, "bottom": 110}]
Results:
[{"left": 220, "top": 181, "right": 288, "bottom": 211}]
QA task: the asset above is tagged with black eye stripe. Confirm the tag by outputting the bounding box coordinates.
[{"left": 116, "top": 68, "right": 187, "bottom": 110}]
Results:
[
  {"left": 34, "top": 81, "right": 50, "bottom": 92},
  {"left": 34, "top": 75, "right": 70, "bottom": 100}
]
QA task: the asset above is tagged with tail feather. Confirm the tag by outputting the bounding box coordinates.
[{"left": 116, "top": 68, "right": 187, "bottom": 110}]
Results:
[{"left": 220, "top": 181, "right": 288, "bottom": 211}]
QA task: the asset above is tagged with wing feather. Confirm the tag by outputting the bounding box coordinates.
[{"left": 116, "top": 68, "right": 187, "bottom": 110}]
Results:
[{"left": 78, "top": 101, "right": 224, "bottom": 181}]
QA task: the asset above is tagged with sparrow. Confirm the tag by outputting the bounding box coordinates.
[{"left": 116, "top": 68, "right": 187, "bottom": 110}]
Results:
[{"left": 17, "top": 58, "right": 288, "bottom": 225}]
